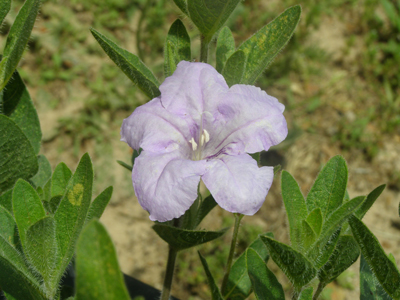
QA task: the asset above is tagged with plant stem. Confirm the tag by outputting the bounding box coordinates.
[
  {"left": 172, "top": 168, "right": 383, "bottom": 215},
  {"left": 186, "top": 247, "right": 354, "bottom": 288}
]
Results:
[
  {"left": 312, "top": 282, "right": 325, "bottom": 300},
  {"left": 160, "top": 246, "right": 178, "bottom": 300},
  {"left": 221, "top": 213, "right": 244, "bottom": 295},
  {"left": 0, "top": 90, "right": 3, "bottom": 115},
  {"left": 200, "top": 35, "right": 209, "bottom": 63}
]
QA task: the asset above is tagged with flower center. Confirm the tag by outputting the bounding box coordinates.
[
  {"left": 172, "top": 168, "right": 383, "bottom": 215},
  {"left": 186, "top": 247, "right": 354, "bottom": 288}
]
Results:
[{"left": 189, "top": 129, "right": 210, "bottom": 160}]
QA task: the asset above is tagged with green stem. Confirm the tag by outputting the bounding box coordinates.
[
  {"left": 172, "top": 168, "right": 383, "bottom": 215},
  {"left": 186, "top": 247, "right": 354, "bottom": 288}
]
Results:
[
  {"left": 0, "top": 89, "right": 3, "bottom": 115},
  {"left": 200, "top": 35, "right": 209, "bottom": 63},
  {"left": 160, "top": 246, "right": 178, "bottom": 300},
  {"left": 221, "top": 213, "right": 243, "bottom": 296},
  {"left": 137, "top": 0, "right": 152, "bottom": 61},
  {"left": 312, "top": 282, "right": 325, "bottom": 300}
]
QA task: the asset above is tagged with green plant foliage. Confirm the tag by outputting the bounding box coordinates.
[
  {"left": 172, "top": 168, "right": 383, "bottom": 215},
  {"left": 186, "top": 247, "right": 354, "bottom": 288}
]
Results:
[
  {"left": 164, "top": 19, "right": 191, "bottom": 77},
  {"left": 172, "top": 0, "right": 188, "bottom": 15},
  {"left": 260, "top": 235, "right": 317, "bottom": 288},
  {"left": 298, "top": 287, "right": 313, "bottom": 300},
  {"left": 246, "top": 248, "right": 284, "bottom": 300},
  {"left": 349, "top": 216, "right": 400, "bottom": 299},
  {"left": 90, "top": 28, "right": 161, "bottom": 99},
  {"left": 12, "top": 179, "right": 46, "bottom": 249},
  {"left": 0, "top": 206, "right": 17, "bottom": 247},
  {"left": 224, "top": 233, "right": 272, "bottom": 299},
  {"left": 318, "top": 235, "right": 360, "bottom": 285},
  {"left": 187, "top": 0, "right": 241, "bottom": 43},
  {"left": 301, "top": 219, "right": 316, "bottom": 250},
  {"left": 0, "top": 189, "right": 13, "bottom": 214},
  {"left": 51, "top": 153, "right": 94, "bottom": 292},
  {"left": 198, "top": 251, "right": 224, "bottom": 300},
  {"left": 0, "top": 236, "right": 43, "bottom": 300},
  {"left": 0, "top": 115, "right": 38, "bottom": 194},
  {"left": 51, "top": 162, "right": 72, "bottom": 198},
  {"left": 0, "top": 0, "right": 11, "bottom": 26},
  {"left": 152, "top": 224, "right": 228, "bottom": 251},
  {"left": 281, "top": 170, "right": 308, "bottom": 251},
  {"left": 308, "top": 227, "right": 341, "bottom": 270},
  {"left": 75, "top": 220, "right": 130, "bottom": 300},
  {"left": 306, "top": 155, "right": 348, "bottom": 218},
  {"left": 222, "top": 50, "right": 246, "bottom": 87},
  {"left": 238, "top": 5, "right": 301, "bottom": 84},
  {"left": 355, "top": 184, "right": 386, "bottom": 220},
  {"left": 306, "top": 208, "right": 322, "bottom": 237},
  {"left": 25, "top": 216, "right": 57, "bottom": 297},
  {"left": 30, "top": 155, "right": 52, "bottom": 189},
  {"left": 4, "top": 71, "right": 42, "bottom": 155},
  {"left": 0, "top": 0, "right": 42, "bottom": 90},
  {"left": 86, "top": 186, "right": 113, "bottom": 223},
  {"left": 360, "top": 254, "right": 392, "bottom": 300},
  {"left": 216, "top": 26, "right": 235, "bottom": 73},
  {"left": 194, "top": 194, "right": 217, "bottom": 228},
  {"left": 116, "top": 160, "right": 132, "bottom": 171}
]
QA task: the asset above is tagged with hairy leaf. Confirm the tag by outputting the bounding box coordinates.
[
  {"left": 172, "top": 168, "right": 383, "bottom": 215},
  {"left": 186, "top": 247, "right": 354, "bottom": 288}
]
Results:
[
  {"left": 306, "top": 208, "right": 323, "bottom": 237},
  {"left": 238, "top": 5, "right": 301, "bottom": 84},
  {"left": 91, "top": 28, "right": 160, "bottom": 99},
  {"left": 355, "top": 184, "right": 386, "bottom": 220},
  {"left": 298, "top": 287, "right": 313, "bottom": 300},
  {"left": 86, "top": 186, "right": 113, "bottom": 223},
  {"left": 281, "top": 171, "right": 308, "bottom": 251},
  {"left": 0, "top": 115, "right": 38, "bottom": 194},
  {"left": 172, "top": 0, "right": 188, "bottom": 15},
  {"left": 75, "top": 220, "right": 130, "bottom": 300},
  {"left": 216, "top": 26, "right": 235, "bottom": 72},
  {"left": 246, "top": 248, "right": 284, "bottom": 300},
  {"left": 0, "top": 0, "right": 41, "bottom": 90},
  {"left": 0, "top": 206, "right": 17, "bottom": 247},
  {"left": 198, "top": 251, "right": 224, "bottom": 300},
  {"left": 0, "top": 0, "right": 11, "bottom": 26},
  {"left": 164, "top": 19, "right": 191, "bottom": 77},
  {"left": 51, "top": 162, "right": 72, "bottom": 198},
  {"left": 152, "top": 224, "right": 227, "bottom": 251},
  {"left": 349, "top": 216, "right": 400, "bottom": 299},
  {"left": 222, "top": 50, "right": 246, "bottom": 87},
  {"left": 360, "top": 254, "right": 392, "bottom": 300},
  {"left": 195, "top": 194, "right": 218, "bottom": 228},
  {"left": 30, "top": 155, "right": 51, "bottom": 189}
]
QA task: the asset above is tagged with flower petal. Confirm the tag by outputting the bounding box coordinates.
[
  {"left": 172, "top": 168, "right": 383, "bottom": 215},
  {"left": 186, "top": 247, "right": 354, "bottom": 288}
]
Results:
[
  {"left": 121, "top": 98, "right": 193, "bottom": 155},
  {"left": 132, "top": 150, "right": 207, "bottom": 222},
  {"left": 159, "top": 61, "right": 229, "bottom": 127},
  {"left": 202, "top": 154, "right": 273, "bottom": 215},
  {"left": 203, "top": 84, "right": 288, "bottom": 157}
]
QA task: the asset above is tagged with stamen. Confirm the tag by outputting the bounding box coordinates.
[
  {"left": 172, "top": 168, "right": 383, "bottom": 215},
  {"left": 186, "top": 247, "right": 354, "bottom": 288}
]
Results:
[
  {"left": 203, "top": 129, "right": 210, "bottom": 143},
  {"left": 189, "top": 137, "right": 197, "bottom": 151}
]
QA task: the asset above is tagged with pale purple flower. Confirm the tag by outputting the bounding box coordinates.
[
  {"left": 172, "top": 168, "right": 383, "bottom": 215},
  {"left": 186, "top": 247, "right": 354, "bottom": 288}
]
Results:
[{"left": 121, "top": 61, "right": 288, "bottom": 222}]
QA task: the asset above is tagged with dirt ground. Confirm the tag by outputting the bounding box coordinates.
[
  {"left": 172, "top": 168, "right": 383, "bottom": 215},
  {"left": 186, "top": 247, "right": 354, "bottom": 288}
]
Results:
[{"left": 7, "top": 2, "right": 400, "bottom": 299}]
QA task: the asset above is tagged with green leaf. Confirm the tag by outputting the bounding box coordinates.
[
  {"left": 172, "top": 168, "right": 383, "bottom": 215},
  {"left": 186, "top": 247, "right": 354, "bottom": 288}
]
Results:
[
  {"left": 4, "top": 71, "right": 42, "bottom": 154},
  {"left": 187, "top": 0, "right": 241, "bottom": 42},
  {"left": 298, "top": 287, "right": 313, "bottom": 300},
  {"left": 301, "top": 220, "right": 317, "bottom": 250},
  {"left": 349, "top": 216, "right": 400, "bottom": 299},
  {"left": 355, "top": 184, "right": 386, "bottom": 220},
  {"left": 116, "top": 160, "right": 132, "bottom": 171},
  {"left": 152, "top": 224, "right": 228, "bottom": 251},
  {"left": 30, "top": 155, "right": 51, "bottom": 189},
  {"left": 0, "top": 236, "right": 43, "bottom": 300},
  {"left": 164, "top": 19, "right": 191, "bottom": 77},
  {"left": 306, "top": 155, "right": 348, "bottom": 218},
  {"left": 0, "top": 0, "right": 11, "bottom": 26},
  {"left": 0, "top": 189, "right": 13, "bottom": 214},
  {"left": 51, "top": 162, "right": 72, "bottom": 198},
  {"left": 0, "top": 206, "right": 17, "bottom": 247},
  {"left": 308, "top": 227, "right": 341, "bottom": 270},
  {"left": 75, "top": 220, "right": 130, "bottom": 300},
  {"left": 43, "top": 195, "right": 62, "bottom": 215},
  {"left": 12, "top": 179, "right": 45, "bottom": 249},
  {"left": 0, "top": 0, "right": 41, "bottom": 90},
  {"left": 194, "top": 194, "right": 218, "bottom": 228},
  {"left": 225, "top": 233, "right": 273, "bottom": 299},
  {"left": 198, "top": 251, "right": 224, "bottom": 300},
  {"left": 306, "top": 208, "right": 322, "bottom": 237},
  {"left": 238, "top": 5, "right": 301, "bottom": 84},
  {"left": 172, "top": 0, "right": 188, "bottom": 15},
  {"left": 360, "top": 254, "right": 392, "bottom": 300},
  {"left": 318, "top": 235, "right": 360, "bottom": 285},
  {"left": 52, "top": 153, "right": 93, "bottom": 290},
  {"left": 25, "top": 216, "right": 57, "bottom": 297},
  {"left": 222, "top": 50, "right": 246, "bottom": 87},
  {"left": 216, "top": 26, "right": 235, "bottom": 73},
  {"left": 0, "top": 115, "right": 38, "bottom": 194},
  {"left": 260, "top": 236, "right": 317, "bottom": 288},
  {"left": 246, "top": 248, "right": 284, "bottom": 300},
  {"left": 86, "top": 186, "right": 113, "bottom": 223},
  {"left": 281, "top": 171, "right": 308, "bottom": 251},
  {"left": 90, "top": 28, "right": 160, "bottom": 99}
]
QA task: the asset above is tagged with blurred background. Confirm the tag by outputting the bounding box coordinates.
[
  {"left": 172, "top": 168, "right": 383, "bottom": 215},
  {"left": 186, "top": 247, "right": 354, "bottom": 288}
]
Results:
[{"left": 1, "top": 0, "right": 400, "bottom": 299}]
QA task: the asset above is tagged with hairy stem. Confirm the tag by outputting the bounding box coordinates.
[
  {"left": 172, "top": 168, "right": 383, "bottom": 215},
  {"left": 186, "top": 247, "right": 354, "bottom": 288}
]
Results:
[
  {"left": 160, "top": 246, "right": 178, "bottom": 300},
  {"left": 221, "top": 213, "right": 243, "bottom": 295},
  {"left": 312, "top": 282, "right": 325, "bottom": 300},
  {"left": 200, "top": 35, "right": 209, "bottom": 63}
]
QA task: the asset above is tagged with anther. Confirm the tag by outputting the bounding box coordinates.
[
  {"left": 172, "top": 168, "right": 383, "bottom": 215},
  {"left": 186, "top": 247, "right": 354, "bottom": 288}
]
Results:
[{"left": 189, "top": 137, "right": 198, "bottom": 151}]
